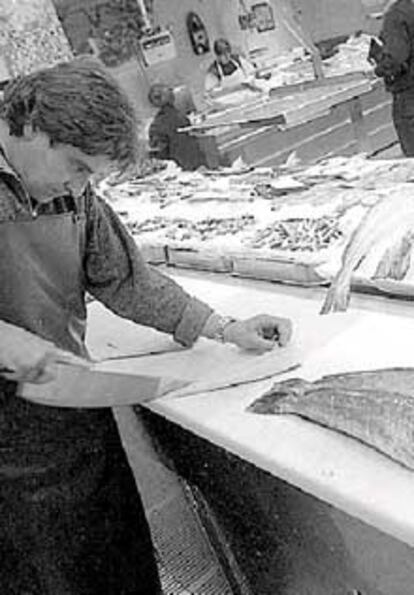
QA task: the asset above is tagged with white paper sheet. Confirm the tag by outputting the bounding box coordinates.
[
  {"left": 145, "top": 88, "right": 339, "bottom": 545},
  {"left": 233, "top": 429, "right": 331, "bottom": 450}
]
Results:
[
  {"left": 97, "top": 338, "right": 302, "bottom": 399},
  {"left": 86, "top": 301, "right": 178, "bottom": 360},
  {"left": 84, "top": 302, "right": 367, "bottom": 401}
]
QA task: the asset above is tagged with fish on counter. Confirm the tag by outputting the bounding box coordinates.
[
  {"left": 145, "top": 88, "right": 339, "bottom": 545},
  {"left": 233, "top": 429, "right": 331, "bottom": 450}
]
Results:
[
  {"left": 247, "top": 216, "right": 343, "bottom": 252},
  {"left": 249, "top": 368, "right": 414, "bottom": 471},
  {"left": 320, "top": 193, "right": 414, "bottom": 313}
]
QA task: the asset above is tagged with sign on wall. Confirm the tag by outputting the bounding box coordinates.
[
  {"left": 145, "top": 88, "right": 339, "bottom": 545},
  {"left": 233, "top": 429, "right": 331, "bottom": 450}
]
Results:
[
  {"left": 139, "top": 29, "right": 176, "bottom": 66},
  {"left": 252, "top": 2, "right": 276, "bottom": 32}
]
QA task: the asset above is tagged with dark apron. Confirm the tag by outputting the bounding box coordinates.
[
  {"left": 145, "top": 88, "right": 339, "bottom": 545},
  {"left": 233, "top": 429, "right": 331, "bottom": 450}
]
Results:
[
  {"left": 392, "top": 88, "right": 414, "bottom": 156},
  {"left": 0, "top": 202, "right": 161, "bottom": 594}
]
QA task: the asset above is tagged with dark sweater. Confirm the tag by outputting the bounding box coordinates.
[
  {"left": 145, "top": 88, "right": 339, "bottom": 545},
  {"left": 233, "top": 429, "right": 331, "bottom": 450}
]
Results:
[
  {"left": 376, "top": 0, "right": 414, "bottom": 92},
  {"left": 148, "top": 104, "right": 207, "bottom": 171}
]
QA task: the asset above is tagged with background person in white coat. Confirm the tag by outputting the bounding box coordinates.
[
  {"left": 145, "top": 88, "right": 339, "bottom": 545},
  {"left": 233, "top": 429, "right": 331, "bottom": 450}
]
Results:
[{"left": 204, "top": 38, "right": 260, "bottom": 97}]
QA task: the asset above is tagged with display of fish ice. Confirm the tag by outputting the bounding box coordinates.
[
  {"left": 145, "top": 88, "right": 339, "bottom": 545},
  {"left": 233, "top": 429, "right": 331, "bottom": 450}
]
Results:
[
  {"left": 249, "top": 368, "right": 414, "bottom": 470},
  {"left": 320, "top": 193, "right": 414, "bottom": 313}
]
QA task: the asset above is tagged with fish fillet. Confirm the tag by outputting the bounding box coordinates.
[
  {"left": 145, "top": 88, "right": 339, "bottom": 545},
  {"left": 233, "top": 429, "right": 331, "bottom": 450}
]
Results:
[
  {"left": 249, "top": 368, "right": 414, "bottom": 470},
  {"left": 321, "top": 195, "right": 414, "bottom": 314}
]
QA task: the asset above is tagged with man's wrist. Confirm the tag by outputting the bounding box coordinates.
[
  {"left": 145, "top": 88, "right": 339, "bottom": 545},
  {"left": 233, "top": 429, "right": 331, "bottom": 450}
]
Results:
[
  {"left": 214, "top": 316, "right": 238, "bottom": 343},
  {"left": 201, "top": 313, "right": 238, "bottom": 343}
]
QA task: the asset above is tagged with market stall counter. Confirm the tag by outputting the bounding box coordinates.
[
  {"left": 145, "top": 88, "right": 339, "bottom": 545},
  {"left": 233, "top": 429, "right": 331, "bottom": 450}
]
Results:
[
  {"left": 86, "top": 268, "right": 414, "bottom": 594},
  {"left": 187, "top": 32, "right": 398, "bottom": 169},
  {"left": 192, "top": 76, "right": 396, "bottom": 169}
]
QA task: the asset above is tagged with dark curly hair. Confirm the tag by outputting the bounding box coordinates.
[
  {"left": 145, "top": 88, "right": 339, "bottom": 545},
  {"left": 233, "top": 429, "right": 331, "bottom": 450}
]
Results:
[{"left": 0, "top": 58, "right": 140, "bottom": 171}]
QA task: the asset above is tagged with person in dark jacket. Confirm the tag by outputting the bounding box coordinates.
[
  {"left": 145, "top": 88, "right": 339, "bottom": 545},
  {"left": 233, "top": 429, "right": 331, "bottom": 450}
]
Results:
[
  {"left": 370, "top": 0, "right": 414, "bottom": 155},
  {"left": 148, "top": 83, "right": 207, "bottom": 170},
  {"left": 0, "top": 58, "right": 292, "bottom": 594}
]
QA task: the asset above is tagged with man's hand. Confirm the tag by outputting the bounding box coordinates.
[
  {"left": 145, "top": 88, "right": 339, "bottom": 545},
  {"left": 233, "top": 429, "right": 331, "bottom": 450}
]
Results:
[
  {"left": 223, "top": 314, "right": 292, "bottom": 353},
  {"left": 0, "top": 321, "right": 87, "bottom": 384}
]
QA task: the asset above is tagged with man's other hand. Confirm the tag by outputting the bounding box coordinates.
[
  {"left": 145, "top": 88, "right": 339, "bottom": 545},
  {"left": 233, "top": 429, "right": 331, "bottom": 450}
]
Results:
[{"left": 0, "top": 321, "right": 88, "bottom": 384}]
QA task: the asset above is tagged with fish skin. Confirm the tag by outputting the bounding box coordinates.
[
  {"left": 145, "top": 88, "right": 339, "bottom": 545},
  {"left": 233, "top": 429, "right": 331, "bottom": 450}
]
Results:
[
  {"left": 321, "top": 195, "right": 414, "bottom": 314},
  {"left": 317, "top": 368, "right": 414, "bottom": 394},
  {"left": 248, "top": 368, "right": 414, "bottom": 470},
  {"left": 373, "top": 232, "right": 414, "bottom": 281}
]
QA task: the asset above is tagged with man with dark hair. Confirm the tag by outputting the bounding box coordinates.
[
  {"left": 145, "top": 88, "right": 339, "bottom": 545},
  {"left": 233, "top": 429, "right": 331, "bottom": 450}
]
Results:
[
  {"left": 0, "top": 59, "right": 292, "bottom": 593},
  {"left": 369, "top": 0, "right": 414, "bottom": 155},
  {"left": 148, "top": 82, "right": 207, "bottom": 170}
]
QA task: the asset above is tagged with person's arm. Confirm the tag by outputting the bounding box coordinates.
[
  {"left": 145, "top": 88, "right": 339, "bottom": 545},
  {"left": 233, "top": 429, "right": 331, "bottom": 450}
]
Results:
[
  {"left": 84, "top": 191, "right": 213, "bottom": 347},
  {"left": 235, "top": 55, "right": 264, "bottom": 93},
  {"left": 375, "top": 9, "right": 411, "bottom": 79},
  {"left": 84, "top": 190, "right": 292, "bottom": 351},
  {"left": 239, "top": 55, "right": 257, "bottom": 79},
  {"left": 204, "top": 70, "right": 221, "bottom": 94},
  {"left": 201, "top": 312, "right": 292, "bottom": 352}
]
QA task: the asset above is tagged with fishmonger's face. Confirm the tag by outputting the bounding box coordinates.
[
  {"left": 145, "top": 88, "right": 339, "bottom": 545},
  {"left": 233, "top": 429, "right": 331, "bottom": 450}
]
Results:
[
  {"left": 149, "top": 84, "right": 174, "bottom": 108},
  {"left": 12, "top": 128, "right": 113, "bottom": 202},
  {"left": 217, "top": 49, "right": 231, "bottom": 66}
]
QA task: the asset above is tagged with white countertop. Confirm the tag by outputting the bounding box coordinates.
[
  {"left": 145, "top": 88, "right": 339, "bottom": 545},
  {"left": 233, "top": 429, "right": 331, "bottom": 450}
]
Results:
[{"left": 88, "top": 269, "right": 414, "bottom": 547}]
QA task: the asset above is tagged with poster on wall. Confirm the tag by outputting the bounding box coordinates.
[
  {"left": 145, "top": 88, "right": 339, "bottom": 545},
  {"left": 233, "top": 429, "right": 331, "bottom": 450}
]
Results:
[{"left": 252, "top": 2, "right": 276, "bottom": 32}]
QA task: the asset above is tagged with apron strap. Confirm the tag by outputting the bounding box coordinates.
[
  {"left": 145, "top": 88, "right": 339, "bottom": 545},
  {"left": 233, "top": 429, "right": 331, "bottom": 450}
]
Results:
[{"left": 216, "top": 57, "right": 244, "bottom": 82}]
